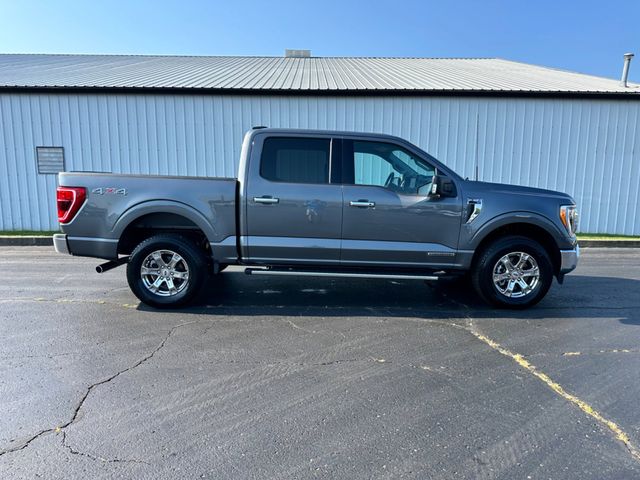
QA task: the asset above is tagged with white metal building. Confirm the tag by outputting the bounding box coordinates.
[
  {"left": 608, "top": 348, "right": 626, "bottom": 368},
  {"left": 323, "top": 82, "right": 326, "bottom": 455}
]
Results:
[{"left": 0, "top": 53, "right": 639, "bottom": 234}]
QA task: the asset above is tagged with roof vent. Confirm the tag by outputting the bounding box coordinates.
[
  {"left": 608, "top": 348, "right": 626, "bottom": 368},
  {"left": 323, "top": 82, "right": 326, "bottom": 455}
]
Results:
[
  {"left": 285, "top": 49, "right": 311, "bottom": 58},
  {"left": 621, "top": 53, "right": 634, "bottom": 87}
]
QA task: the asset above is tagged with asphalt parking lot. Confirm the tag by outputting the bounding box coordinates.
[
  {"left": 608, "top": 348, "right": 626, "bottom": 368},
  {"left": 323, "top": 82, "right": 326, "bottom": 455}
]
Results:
[{"left": 0, "top": 247, "right": 639, "bottom": 479}]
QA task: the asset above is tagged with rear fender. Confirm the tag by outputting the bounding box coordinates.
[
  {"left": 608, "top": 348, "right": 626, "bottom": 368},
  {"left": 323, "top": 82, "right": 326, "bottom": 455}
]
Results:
[{"left": 113, "top": 201, "right": 217, "bottom": 242}]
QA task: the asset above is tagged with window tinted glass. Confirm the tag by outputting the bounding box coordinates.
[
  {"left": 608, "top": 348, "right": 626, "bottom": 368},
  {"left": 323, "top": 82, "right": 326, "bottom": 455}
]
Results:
[
  {"left": 260, "top": 138, "right": 330, "bottom": 184},
  {"left": 352, "top": 141, "right": 435, "bottom": 195},
  {"left": 354, "top": 152, "right": 395, "bottom": 185}
]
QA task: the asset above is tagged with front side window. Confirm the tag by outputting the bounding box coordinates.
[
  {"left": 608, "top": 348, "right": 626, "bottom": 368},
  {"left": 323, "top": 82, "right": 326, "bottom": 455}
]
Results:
[
  {"left": 351, "top": 141, "right": 435, "bottom": 195},
  {"left": 260, "top": 137, "right": 330, "bottom": 184}
]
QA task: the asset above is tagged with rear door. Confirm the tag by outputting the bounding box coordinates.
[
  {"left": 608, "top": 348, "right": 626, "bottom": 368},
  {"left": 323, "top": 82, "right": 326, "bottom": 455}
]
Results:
[
  {"left": 245, "top": 134, "right": 343, "bottom": 265},
  {"left": 340, "top": 138, "right": 463, "bottom": 267}
]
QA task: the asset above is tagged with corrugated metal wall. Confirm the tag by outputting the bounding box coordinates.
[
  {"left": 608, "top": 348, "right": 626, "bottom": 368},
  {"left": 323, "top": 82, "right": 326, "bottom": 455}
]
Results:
[{"left": 1, "top": 93, "right": 639, "bottom": 234}]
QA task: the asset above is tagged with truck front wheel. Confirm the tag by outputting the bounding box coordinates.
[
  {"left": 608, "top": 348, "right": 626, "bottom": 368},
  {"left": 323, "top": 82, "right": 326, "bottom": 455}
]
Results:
[
  {"left": 126, "top": 234, "right": 208, "bottom": 309},
  {"left": 471, "top": 235, "right": 553, "bottom": 309}
]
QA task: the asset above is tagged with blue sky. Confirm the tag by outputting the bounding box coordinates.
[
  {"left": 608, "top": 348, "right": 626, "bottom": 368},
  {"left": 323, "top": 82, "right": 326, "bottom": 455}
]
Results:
[{"left": 1, "top": 0, "right": 638, "bottom": 82}]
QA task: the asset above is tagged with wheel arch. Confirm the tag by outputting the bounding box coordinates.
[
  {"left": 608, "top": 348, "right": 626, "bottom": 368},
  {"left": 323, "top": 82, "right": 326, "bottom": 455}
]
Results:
[
  {"left": 114, "top": 202, "right": 216, "bottom": 256},
  {"left": 470, "top": 218, "right": 562, "bottom": 275}
]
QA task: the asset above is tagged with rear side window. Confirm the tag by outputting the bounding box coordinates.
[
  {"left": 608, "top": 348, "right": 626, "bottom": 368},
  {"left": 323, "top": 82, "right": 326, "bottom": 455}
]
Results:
[{"left": 260, "top": 137, "right": 330, "bottom": 184}]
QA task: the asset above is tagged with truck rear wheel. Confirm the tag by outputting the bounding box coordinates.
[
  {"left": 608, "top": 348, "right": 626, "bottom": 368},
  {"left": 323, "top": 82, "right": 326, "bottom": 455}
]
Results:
[
  {"left": 126, "top": 234, "right": 208, "bottom": 309},
  {"left": 471, "top": 235, "right": 553, "bottom": 309}
]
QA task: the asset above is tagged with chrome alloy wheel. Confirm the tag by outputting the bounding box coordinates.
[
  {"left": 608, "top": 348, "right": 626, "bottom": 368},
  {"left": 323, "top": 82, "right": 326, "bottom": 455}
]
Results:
[
  {"left": 492, "top": 251, "right": 540, "bottom": 298},
  {"left": 140, "top": 250, "right": 189, "bottom": 297}
]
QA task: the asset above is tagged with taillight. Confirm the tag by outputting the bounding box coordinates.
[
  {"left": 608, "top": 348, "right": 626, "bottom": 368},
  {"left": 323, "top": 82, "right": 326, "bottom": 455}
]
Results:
[{"left": 57, "top": 187, "right": 86, "bottom": 224}]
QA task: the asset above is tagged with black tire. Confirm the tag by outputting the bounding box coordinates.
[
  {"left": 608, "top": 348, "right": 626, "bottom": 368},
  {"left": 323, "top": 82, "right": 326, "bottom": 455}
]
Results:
[
  {"left": 127, "top": 234, "right": 208, "bottom": 309},
  {"left": 471, "top": 235, "right": 553, "bottom": 309}
]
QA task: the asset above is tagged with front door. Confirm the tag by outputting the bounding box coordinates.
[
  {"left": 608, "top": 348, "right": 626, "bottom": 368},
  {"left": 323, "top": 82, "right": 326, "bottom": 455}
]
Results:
[
  {"left": 245, "top": 135, "right": 343, "bottom": 265},
  {"left": 341, "top": 139, "right": 463, "bottom": 268}
]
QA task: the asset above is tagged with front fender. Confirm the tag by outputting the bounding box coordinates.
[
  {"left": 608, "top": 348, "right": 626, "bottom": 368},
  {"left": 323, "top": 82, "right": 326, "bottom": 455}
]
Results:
[{"left": 466, "top": 211, "right": 569, "bottom": 250}]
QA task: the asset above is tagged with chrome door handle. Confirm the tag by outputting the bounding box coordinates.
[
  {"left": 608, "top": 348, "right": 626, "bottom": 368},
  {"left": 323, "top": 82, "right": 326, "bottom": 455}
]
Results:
[
  {"left": 253, "top": 196, "right": 279, "bottom": 204},
  {"left": 349, "top": 200, "right": 375, "bottom": 208}
]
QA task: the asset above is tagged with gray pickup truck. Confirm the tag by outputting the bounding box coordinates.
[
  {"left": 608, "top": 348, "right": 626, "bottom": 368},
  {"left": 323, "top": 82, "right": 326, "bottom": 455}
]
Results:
[{"left": 54, "top": 127, "right": 579, "bottom": 309}]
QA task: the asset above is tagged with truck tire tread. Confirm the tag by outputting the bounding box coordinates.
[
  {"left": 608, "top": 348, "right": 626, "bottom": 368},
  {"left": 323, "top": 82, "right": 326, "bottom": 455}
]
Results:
[
  {"left": 126, "top": 234, "right": 208, "bottom": 309},
  {"left": 471, "top": 235, "right": 553, "bottom": 309}
]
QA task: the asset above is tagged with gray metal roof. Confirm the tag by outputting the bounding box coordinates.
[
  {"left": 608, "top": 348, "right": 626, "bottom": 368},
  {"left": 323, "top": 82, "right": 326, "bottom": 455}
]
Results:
[{"left": 0, "top": 54, "right": 638, "bottom": 95}]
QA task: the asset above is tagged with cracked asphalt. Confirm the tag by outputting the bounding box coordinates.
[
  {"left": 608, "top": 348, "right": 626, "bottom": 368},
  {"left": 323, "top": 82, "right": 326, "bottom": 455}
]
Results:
[{"left": 1, "top": 246, "right": 639, "bottom": 479}]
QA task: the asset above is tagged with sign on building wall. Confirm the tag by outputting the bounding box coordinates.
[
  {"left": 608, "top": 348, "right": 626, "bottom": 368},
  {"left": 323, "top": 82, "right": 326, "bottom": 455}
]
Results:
[{"left": 36, "top": 147, "right": 65, "bottom": 174}]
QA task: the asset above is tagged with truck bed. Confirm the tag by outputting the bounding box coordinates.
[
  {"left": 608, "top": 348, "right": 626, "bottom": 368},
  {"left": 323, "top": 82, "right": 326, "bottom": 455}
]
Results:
[{"left": 58, "top": 172, "right": 238, "bottom": 259}]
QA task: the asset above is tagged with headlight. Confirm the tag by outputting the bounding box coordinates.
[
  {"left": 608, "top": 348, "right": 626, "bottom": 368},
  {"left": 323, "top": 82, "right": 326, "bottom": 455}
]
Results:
[{"left": 560, "top": 205, "right": 579, "bottom": 236}]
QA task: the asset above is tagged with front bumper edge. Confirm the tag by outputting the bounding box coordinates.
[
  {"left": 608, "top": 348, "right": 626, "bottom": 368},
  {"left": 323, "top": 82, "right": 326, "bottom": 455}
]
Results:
[{"left": 559, "top": 244, "right": 580, "bottom": 273}]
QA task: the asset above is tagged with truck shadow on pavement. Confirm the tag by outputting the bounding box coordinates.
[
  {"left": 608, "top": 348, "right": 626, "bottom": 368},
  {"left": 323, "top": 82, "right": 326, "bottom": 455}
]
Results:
[{"left": 138, "top": 272, "right": 640, "bottom": 324}]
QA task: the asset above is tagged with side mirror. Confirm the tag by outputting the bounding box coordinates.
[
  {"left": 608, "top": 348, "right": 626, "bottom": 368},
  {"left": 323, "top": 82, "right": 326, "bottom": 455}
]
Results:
[
  {"left": 428, "top": 175, "right": 456, "bottom": 198},
  {"left": 440, "top": 177, "right": 456, "bottom": 197}
]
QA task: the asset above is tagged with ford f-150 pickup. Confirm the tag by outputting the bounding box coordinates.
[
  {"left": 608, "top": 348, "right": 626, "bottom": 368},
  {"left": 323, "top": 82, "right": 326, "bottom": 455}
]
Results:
[{"left": 54, "top": 127, "right": 579, "bottom": 309}]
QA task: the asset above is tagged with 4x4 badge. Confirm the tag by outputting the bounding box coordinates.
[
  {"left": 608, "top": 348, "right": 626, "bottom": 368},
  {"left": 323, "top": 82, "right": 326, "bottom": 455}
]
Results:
[{"left": 92, "top": 187, "right": 127, "bottom": 196}]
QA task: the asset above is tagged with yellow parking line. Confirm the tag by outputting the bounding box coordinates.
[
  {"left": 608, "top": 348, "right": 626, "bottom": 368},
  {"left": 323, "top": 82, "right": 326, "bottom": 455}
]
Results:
[{"left": 471, "top": 329, "right": 640, "bottom": 462}]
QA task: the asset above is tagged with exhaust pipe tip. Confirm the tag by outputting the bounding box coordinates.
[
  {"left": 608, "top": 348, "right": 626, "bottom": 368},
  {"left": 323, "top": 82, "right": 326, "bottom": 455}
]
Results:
[{"left": 96, "top": 257, "right": 129, "bottom": 274}]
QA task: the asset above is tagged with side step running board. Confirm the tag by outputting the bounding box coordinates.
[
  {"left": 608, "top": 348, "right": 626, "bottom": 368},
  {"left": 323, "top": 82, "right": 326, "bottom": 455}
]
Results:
[{"left": 244, "top": 268, "right": 438, "bottom": 281}]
